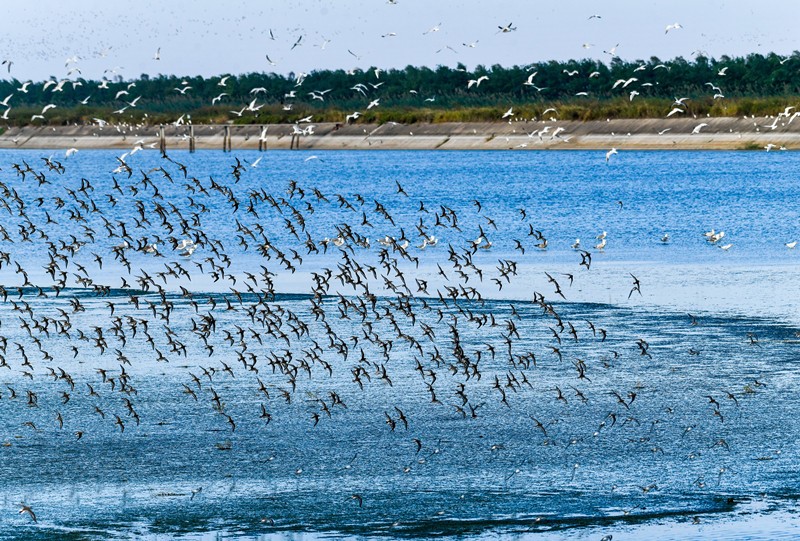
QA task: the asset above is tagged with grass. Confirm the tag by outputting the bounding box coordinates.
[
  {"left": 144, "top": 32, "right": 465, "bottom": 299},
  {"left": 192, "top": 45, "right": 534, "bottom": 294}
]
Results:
[{"left": 2, "top": 95, "right": 800, "bottom": 127}]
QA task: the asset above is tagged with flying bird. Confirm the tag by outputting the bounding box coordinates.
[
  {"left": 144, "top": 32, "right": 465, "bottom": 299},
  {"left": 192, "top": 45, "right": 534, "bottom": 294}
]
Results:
[
  {"left": 18, "top": 503, "right": 36, "bottom": 522},
  {"left": 665, "top": 23, "right": 683, "bottom": 34}
]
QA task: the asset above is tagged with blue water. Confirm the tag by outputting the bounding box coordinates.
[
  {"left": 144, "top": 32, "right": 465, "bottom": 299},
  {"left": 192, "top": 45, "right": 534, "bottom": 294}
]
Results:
[{"left": 0, "top": 149, "right": 799, "bottom": 540}]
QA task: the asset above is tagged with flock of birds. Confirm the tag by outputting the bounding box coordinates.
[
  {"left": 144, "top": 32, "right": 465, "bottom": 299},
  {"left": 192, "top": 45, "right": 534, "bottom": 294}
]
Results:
[
  {"left": 1, "top": 12, "right": 799, "bottom": 156},
  {"left": 0, "top": 11, "right": 796, "bottom": 536},
  {"left": 0, "top": 146, "right": 785, "bottom": 527}
]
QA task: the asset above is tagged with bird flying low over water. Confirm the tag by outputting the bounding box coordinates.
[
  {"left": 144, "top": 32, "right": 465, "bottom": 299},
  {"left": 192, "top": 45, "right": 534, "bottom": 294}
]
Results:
[
  {"left": 0, "top": 41, "right": 794, "bottom": 539},
  {"left": 19, "top": 503, "right": 36, "bottom": 522}
]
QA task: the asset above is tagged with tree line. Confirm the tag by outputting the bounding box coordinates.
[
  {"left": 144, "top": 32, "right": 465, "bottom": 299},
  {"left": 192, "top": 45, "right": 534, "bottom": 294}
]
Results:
[{"left": 1, "top": 52, "right": 799, "bottom": 126}]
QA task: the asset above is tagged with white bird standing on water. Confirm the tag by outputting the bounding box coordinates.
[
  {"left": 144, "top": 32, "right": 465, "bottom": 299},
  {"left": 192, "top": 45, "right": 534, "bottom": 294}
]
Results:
[
  {"left": 786, "top": 241, "right": 797, "bottom": 249},
  {"left": 709, "top": 231, "right": 725, "bottom": 243}
]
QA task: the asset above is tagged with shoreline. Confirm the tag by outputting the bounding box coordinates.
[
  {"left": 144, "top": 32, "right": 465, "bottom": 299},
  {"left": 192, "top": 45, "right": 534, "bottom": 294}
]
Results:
[{"left": 2, "top": 117, "right": 799, "bottom": 151}]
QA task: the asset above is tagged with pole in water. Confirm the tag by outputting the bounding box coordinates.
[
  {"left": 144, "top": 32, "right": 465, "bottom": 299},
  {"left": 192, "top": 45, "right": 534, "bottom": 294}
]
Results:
[
  {"left": 159, "top": 125, "right": 166, "bottom": 157},
  {"left": 189, "top": 125, "right": 195, "bottom": 153}
]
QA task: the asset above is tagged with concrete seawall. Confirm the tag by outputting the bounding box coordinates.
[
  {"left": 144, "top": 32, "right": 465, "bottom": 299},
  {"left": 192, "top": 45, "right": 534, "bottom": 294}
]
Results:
[{"left": 2, "top": 117, "right": 799, "bottom": 151}]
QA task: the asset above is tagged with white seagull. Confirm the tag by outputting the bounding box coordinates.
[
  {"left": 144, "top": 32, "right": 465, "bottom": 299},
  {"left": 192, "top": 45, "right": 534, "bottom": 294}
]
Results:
[{"left": 665, "top": 23, "right": 683, "bottom": 34}]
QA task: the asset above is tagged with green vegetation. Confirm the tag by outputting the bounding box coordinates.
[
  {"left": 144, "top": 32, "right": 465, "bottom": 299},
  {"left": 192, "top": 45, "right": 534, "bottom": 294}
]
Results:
[
  {"left": 2, "top": 52, "right": 800, "bottom": 126},
  {"left": 739, "top": 142, "right": 763, "bottom": 150}
]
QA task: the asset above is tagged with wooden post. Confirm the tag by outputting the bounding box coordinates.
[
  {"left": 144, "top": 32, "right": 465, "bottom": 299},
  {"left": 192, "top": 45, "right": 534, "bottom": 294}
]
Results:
[
  {"left": 189, "top": 125, "right": 195, "bottom": 153},
  {"left": 159, "top": 125, "right": 166, "bottom": 156},
  {"left": 224, "top": 125, "right": 231, "bottom": 152},
  {"left": 258, "top": 126, "right": 263, "bottom": 152}
]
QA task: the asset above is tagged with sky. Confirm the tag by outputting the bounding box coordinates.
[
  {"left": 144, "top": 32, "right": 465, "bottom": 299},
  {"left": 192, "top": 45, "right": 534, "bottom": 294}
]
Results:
[{"left": 1, "top": 0, "right": 799, "bottom": 82}]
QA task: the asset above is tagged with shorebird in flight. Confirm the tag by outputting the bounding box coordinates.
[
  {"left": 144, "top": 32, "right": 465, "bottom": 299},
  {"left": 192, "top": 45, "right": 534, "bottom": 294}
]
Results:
[
  {"left": 497, "top": 22, "right": 517, "bottom": 33},
  {"left": 423, "top": 22, "right": 442, "bottom": 35},
  {"left": 19, "top": 503, "right": 36, "bottom": 522}
]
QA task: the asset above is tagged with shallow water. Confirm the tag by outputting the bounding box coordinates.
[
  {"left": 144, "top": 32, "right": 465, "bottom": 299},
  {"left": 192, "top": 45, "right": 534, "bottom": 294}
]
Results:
[{"left": 0, "top": 149, "right": 798, "bottom": 539}]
